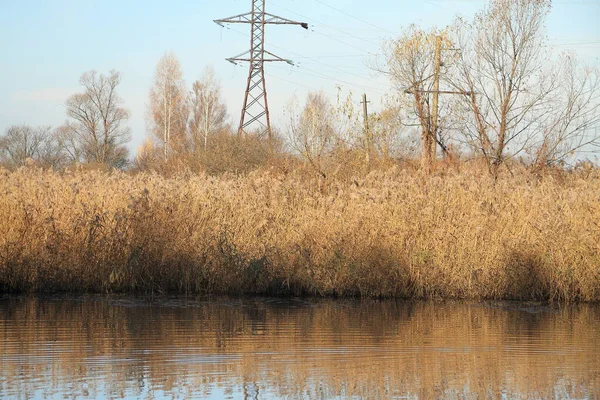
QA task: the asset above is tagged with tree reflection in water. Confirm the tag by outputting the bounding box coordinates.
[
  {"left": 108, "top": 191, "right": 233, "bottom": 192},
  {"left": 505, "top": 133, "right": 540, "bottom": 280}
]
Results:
[{"left": 0, "top": 297, "right": 598, "bottom": 399}]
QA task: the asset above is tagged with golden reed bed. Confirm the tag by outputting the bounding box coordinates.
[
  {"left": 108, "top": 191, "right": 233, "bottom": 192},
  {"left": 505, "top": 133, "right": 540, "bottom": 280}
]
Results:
[{"left": 0, "top": 167, "right": 598, "bottom": 301}]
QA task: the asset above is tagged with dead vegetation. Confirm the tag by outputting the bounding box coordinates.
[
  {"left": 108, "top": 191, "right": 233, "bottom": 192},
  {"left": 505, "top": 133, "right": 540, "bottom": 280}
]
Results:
[{"left": 0, "top": 166, "right": 598, "bottom": 302}]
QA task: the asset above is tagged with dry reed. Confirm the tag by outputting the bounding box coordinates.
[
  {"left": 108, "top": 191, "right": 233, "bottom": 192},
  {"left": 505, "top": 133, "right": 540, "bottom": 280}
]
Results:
[{"left": 0, "top": 167, "right": 598, "bottom": 301}]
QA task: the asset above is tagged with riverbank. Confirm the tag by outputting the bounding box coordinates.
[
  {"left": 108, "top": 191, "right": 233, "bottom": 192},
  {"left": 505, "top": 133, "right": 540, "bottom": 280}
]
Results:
[{"left": 1, "top": 168, "right": 599, "bottom": 301}]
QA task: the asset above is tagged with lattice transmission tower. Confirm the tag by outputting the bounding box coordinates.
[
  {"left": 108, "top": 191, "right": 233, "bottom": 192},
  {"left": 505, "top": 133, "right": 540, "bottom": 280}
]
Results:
[{"left": 215, "top": 1, "right": 308, "bottom": 138}]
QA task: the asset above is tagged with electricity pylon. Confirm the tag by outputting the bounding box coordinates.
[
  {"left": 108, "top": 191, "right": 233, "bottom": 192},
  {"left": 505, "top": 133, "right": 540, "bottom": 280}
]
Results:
[{"left": 215, "top": 0, "right": 308, "bottom": 138}]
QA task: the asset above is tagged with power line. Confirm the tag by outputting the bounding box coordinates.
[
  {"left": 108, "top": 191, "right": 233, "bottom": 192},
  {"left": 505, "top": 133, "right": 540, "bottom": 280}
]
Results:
[
  {"left": 549, "top": 41, "right": 600, "bottom": 47},
  {"left": 221, "top": 25, "right": 392, "bottom": 94},
  {"left": 310, "top": 29, "right": 380, "bottom": 56},
  {"left": 222, "top": 24, "right": 377, "bottom": 68},
  {"left": 223, "top": 25, "right": 384, "bottom": 65},
  {"left": 314, "top": 31, "right": 383, "bottom": 44},
  {"left": 425, "top": 0, "right": 454, "bottom": 12},
  {"left": 269, "top": 61, "right": 387, "bottom": 95},
  {"left": 313, "top": 0, "right": 398, "bottom": 36},
  {"left": 291, "top": 53, "right": 389, "bottom": 90},
  {"left": 270, "top": 0, "right": 388, "bottom": 57},
  {"left": 265, "top": 70, "right": 340, "bottom": 98},
  {"left": 229, "top": 61, "right": 343, "bottom": 99},
  {"left": 310, "top": 25, "right": 397, "bottom": 33},
  {"left": 270, "top": 1, "right": 381, "bottom": 47},
  {"left": 273, "top": 63, "right": 389, "bottom": 96},
  {"left": 293, "top": 54, "right": 379, "bottom": 59}
]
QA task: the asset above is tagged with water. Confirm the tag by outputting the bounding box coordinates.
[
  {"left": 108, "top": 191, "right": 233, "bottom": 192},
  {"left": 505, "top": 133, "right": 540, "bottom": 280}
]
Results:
[{"left": 0, "top": 296, "right": 598, "bottom": 400}]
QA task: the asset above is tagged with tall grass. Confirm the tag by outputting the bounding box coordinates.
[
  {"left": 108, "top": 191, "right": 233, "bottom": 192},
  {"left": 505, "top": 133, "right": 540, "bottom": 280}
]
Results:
[{"left": 0, "top": 167, "right": 598, "bottom": 301}]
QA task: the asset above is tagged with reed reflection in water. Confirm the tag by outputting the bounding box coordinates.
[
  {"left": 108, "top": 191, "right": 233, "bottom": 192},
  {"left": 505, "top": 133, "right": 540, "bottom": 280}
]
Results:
[{"left": 0, "top": 296, "right": 598, "bottom": 399}]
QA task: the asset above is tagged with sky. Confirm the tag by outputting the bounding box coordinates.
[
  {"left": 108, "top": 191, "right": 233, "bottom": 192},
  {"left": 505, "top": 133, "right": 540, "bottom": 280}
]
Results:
[{"left": 1, "top": 0, "right": 599, "bottom": 155}]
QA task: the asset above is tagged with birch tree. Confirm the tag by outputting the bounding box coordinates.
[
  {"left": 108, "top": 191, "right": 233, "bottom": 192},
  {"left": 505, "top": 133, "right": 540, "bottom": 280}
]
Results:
[
  {"left": 149, "top": 52, "right": 188, "bottom": 160},
  {"left": 188, "top": 67, "right": 228, "bottom": 153}
]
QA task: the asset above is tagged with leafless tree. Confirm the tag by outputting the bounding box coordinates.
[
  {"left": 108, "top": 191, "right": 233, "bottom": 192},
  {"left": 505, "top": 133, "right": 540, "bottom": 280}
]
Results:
[
  {"left": 287, "top": 91, "right": 338, "bottom": 178},
  {"left": 188, "top": 66, "right": 228, "bottom": 153},
  {"left": 39, "top": 130, "right": 72, "bottom": 169},
  {"left": 452, "top": 0, "right": 554, "bottom": 178},
  {"left": 53, "top": 124, "right": 84, "bottom": 165},
  {"left": 149, "top": 52, "right": 188, "bottom": 160},
  {"left": 0, "top": 125, "right": 48, "bottom": 168},
  {"left": 0, "top": 125, "right": 71, "bottom": 169},
  {"left": 383, "top": 26, "right": 452, "bottom": 171},
  {"left": 369, "top": 101, "right": 419, "bottom": 161},
  {"left": 531, "top": 53, "right": 600, "bottom": 168},
  {"left": 64, "top": 70, "right": 131, "bottom": 168}
]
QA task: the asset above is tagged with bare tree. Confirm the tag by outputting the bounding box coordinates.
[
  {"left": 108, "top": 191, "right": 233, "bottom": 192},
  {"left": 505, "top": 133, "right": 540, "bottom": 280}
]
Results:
[
  {"left": 0, "top": 125, "right": 48, "bottom": 168},
  {"left": 531, "top": 53, "right": 600, "bottom": 168},
  {"left": 369, "top": 100, "right": 418, "bottom": 161},
  {"left": 149, "top": 52, "right": 188, "bottom": 160},
  {"left": 287, "top": 91, "right": 338, "bottom": 178},
  {"left": 38, "top": 129, "right": 72, "bottom": 169},
  {"left": 452, "top": 0, "right": 553, "bottom": 178},
  {"left": 383, "top": 26, "right": 451, "bottom": 171},
  {"left": 64, "top": 70, "right": 131, "bottom": 168},
  {"left": 53, "top": 124, "right": 83, "bottom": 165},
  {"left": 0, "top": 125, "right": 71, "bottom": 169},
  {"left": 188, "top": 66, "right": 228, "bottom": 153}
]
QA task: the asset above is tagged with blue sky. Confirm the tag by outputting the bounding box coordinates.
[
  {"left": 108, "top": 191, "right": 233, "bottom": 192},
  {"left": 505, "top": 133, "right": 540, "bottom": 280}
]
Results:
[{"left": 1, "top": 0, "right": 599, "bottom": 153}]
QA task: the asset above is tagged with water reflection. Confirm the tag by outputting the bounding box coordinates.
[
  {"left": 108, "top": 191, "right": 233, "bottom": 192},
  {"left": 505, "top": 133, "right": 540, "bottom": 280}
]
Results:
[{"left": 0, "top": 296, "right": 598, "bottom": 399}]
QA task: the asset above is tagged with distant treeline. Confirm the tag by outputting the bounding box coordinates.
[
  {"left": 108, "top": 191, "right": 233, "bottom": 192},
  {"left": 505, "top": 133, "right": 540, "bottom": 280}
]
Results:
[{"left": 1, "top": 0, "right": 598, "bottom": 178}]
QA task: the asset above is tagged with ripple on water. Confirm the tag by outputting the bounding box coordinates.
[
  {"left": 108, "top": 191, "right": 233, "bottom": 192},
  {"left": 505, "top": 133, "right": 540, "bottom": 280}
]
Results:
[{"left": 0, "top": 297, "right": 598, "bottom": 400}]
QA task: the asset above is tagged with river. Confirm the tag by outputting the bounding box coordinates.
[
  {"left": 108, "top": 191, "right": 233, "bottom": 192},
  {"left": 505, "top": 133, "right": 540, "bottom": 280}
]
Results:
[{"left": 0, "top": 296, "right": 598, "bottom": 399}]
